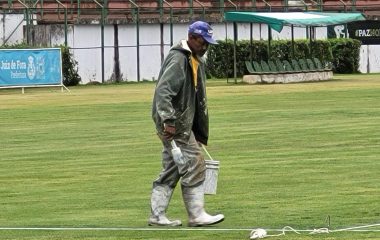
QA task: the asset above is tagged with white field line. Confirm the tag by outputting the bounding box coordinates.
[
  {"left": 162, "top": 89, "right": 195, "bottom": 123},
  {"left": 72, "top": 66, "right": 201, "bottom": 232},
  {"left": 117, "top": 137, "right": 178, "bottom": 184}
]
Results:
[{"left": 0, "top": 226, "right": 379, "bottom": 232}]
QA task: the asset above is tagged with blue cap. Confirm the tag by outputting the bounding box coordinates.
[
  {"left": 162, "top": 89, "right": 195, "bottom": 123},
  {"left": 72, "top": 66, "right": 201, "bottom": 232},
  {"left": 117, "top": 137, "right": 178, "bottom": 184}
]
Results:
[{"left": 188, "top": 21, "right": 218, "bottom": 45}]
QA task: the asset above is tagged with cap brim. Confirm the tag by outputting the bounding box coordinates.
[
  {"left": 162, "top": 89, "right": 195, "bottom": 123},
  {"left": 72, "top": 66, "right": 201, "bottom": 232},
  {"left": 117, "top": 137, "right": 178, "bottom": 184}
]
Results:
[{"left": 203, "top": 36, "right": 218, "bottom": 45}]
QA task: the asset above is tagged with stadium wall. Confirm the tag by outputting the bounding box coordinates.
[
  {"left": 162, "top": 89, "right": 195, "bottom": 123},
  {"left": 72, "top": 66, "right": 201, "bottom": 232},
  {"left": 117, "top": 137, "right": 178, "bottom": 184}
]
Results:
[
  {"left": 1, "top": 17, "right": 379, "bottom": 83},
  {"left": 0, "top": 14, "right": 25, "bottom": 45},
  {"left": 29, "top": 23, "right": 329, "bottom": 83}
]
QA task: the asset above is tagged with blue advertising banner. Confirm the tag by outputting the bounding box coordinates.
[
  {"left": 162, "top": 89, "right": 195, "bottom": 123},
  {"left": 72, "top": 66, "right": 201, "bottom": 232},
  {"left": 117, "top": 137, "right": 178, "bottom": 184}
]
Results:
[{"left": 0, "top": 48, "right": 62, "bottom": 87}]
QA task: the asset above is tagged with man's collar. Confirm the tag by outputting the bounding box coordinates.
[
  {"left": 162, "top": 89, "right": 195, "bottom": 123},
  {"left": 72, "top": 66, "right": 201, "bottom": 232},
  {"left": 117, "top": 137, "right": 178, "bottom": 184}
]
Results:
[{"left": 181, "top": 39, "right": 191, "bottom": 53}]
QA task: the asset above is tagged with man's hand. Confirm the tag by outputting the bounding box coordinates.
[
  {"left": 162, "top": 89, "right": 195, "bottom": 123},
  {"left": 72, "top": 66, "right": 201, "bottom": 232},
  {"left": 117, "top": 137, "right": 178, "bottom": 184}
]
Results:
[{"left": 163, "top": 123, "right": 176, "bottom": 140}]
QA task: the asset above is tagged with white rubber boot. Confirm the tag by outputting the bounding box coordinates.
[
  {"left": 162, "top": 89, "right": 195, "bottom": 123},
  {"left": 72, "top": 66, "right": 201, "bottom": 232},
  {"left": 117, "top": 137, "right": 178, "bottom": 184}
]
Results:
[
  {"left": 182, "top": 184, "right": 224, "bottom": 227},
  {"left": 148, "top": 185, "right": 182, "bottom": 226}
]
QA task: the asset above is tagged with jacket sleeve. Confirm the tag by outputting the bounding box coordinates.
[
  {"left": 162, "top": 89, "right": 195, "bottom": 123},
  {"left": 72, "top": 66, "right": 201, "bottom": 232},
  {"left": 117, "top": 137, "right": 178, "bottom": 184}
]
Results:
[{"left": 154, "top": 53, "right": 187, "bottom": 126}]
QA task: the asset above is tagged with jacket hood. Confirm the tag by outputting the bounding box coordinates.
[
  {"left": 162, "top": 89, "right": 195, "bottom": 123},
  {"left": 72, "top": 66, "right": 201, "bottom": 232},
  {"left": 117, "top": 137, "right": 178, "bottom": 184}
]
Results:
[
  {"left": 171, "top": 40, "right": 204, "bottom": 63},
  {"left": 171, "top": 39, "right": 191, "bottom": 53}
]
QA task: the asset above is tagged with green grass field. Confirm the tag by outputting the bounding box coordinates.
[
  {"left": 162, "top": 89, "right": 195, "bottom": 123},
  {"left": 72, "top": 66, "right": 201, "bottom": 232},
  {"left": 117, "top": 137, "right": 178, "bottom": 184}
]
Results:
[{"left": 0, "top": 75, "right": 379, "bottom": 240}]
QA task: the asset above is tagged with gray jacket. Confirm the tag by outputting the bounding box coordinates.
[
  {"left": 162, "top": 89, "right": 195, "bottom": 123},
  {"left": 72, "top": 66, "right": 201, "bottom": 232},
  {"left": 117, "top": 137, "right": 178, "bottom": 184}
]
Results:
[{"left": 152, "top": 40, "right": 209, "bottom": 145}]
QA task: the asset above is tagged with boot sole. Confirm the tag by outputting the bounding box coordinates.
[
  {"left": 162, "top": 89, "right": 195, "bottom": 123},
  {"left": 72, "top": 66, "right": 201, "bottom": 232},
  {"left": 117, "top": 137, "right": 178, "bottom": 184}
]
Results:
[
  {"left": 188, "top": 217, "right": 224, "bottom": 227},
  {"left": 148, "top": 221, "right": 182, "bottom": 227}
]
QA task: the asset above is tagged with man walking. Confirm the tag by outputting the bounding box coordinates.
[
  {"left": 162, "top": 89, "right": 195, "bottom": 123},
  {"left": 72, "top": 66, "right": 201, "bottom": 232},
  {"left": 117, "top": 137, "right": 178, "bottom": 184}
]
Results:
[{"left": 149, "top": 21, "right": 224, "bottom": 227}]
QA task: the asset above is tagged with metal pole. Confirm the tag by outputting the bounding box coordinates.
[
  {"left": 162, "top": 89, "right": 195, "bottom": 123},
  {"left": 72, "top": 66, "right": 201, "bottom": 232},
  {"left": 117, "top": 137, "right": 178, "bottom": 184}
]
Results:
[
  {"left": 17, "top": 0, "right": 29, "bottom": 44},
  {"left": 129, "top": 0, "right": 140, "bottom": 82},
  {"left": 194, "top": 0, "right": 205, "bottom": 20},
  {"left": 103, "top": 0, "right": 108, "bottom": 16},
  {"left": 25, "top": 8, "right": 30, "bottom": 45},
  {"left": 189, "top": 0, "right": 193, "bottom": 17},
  {"left": 250, "top": 22, "right": 253, "bottom": 63},
  {"left": 291, "top": 25, "right": 295, "bottom": 59},
  {"left": 64, "top": 7, "right": 67, "bottom": 46},
  {"left": 233, "top": 21, "right": 237, "bottom": 84},
  {"left": 351, "top": 0, "right": 356, "bottom": 11},
  {"left": 267, "top": 25, "right": 271, "bottom": 60},
  {"left": 113, "top": 24, "right": 120, "bottom": 82},
  {"left": 170, "top": 10, "right": 173, "bottom": 46},
  {"left": 225, "top": 22, "right": 229, "bottom": 83},
  {"left": 92, "top": 0, "right": 105, "bottom": 83},
  {"left": 159, "top": 0, "right": 163, "bottom": 20},
  {"left": 345, "top": 24, "right": 348, "bottom": 38},
  {"left": 78, "top": 0, "right": 81, "bottom": 19},
  {"left": 160, "top": 23, "right": 164, "bottom": 64},
  {"left": 101, "top": 7, "right": 105, "bottom": 83},
  {"left": 252, "top": 0, "right": 256, "bottom": 11},
  {"left": 163, "top": 0, "right": 173, "bottom": 46},
  {"left": 309, "top": 26, "right": 313, "bottom": 58},
  {"left": 56, "top": 0, "right": 68, "bottom": 47},
  {"left": 220, "top": 0, "right": 224, "bottom": 15},
  {"left": 136, "top": 8, "right": 140, "bottom": 82}
]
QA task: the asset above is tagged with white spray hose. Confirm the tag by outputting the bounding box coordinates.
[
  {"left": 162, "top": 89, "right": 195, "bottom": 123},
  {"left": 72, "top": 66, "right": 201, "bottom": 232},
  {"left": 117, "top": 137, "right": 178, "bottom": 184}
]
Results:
[{"left": 201, "top": 144, "right": 214, "bottom": 161}]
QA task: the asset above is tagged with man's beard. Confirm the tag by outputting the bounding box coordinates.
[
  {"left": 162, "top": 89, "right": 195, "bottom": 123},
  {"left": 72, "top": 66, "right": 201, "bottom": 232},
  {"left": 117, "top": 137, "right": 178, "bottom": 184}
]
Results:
[{"left": 197, "top": 51, "right": 206, "bottom": 57}]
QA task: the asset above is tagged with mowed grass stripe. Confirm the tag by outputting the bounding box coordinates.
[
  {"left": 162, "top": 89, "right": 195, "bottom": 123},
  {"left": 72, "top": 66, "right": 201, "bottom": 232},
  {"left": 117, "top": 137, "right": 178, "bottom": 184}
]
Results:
[{"left": 0, "top": 75, "right": 379, "bottom": 239}]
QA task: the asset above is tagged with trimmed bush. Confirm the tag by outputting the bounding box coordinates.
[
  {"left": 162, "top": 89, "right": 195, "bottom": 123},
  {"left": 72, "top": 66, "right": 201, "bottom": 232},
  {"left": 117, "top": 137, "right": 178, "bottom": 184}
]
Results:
[
  {"left": 60, "top": 45, "right": 81, "bottom": 86},
  {"left": 206, "top": 38, "right": 360, "bottom": 78},
  {"left": 328, "top": 38, "right": 361, "bottom": 73}
]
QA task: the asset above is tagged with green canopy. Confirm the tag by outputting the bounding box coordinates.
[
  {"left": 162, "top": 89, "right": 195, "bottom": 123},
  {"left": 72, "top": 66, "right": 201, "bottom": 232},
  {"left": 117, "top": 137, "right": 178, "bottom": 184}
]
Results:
[{"left": 224, "top": 12, "right": 366, "bottom": 32}]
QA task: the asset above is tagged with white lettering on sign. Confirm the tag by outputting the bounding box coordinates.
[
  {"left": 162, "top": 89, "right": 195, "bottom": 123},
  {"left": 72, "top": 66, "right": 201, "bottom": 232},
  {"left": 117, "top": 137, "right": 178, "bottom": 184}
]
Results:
[
  {"left": 1, "top": 60, "right": 11, "bottom": 70},
  {"left": 17, "top": 60, "right": 27, "bottom": 69},
  {"left": 11, "top": 71, "right": 27, "bottom": 78},
  {"left": 1, "top": 60, "right": 28, "bottom": 70},
  {"left": 356, "top": 29, "right": 380, "bottom": 37}
]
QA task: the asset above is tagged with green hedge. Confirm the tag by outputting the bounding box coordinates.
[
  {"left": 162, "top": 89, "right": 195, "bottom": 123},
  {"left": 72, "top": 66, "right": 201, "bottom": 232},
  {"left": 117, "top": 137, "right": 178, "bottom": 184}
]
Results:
[
  {"left": 60, "top": 45, "right": 81, "bottom": 86},
  {"left": 328, "top": 38, "right": 362, "bottom": 73},
  {"left": 206, "top": 38, "right": 361, "bottom": 78}
]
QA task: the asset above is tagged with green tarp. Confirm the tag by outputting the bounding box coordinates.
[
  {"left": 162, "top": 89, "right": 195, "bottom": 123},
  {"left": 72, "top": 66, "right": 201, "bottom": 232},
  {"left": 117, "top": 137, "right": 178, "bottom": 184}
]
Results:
[{"left": 224, "top": 12, "right": 366, "bottom": 32}]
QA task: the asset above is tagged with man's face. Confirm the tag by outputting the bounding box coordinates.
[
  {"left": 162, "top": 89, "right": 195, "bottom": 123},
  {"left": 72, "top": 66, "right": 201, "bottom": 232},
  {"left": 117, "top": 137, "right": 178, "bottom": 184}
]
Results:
[{"left": 188, "top": 34, "right": 209, "bottom": 57}]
